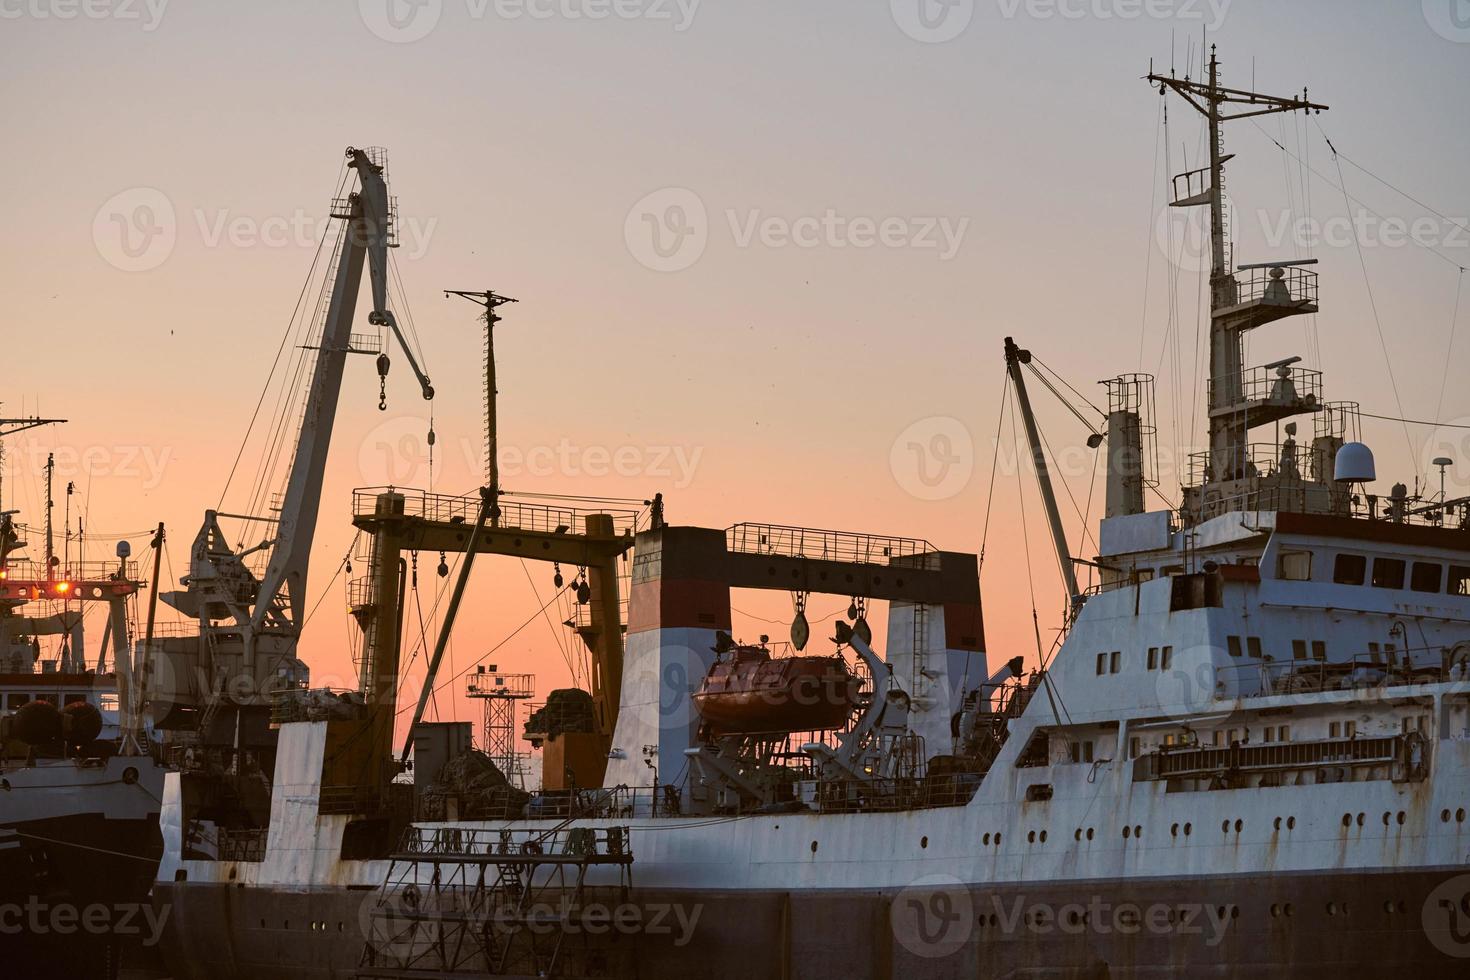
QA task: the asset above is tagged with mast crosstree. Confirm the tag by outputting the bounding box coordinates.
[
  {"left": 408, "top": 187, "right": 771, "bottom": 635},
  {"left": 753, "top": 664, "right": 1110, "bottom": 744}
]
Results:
[{"left": 1148, "top": 47, "right": 1332, "bottom": 521}]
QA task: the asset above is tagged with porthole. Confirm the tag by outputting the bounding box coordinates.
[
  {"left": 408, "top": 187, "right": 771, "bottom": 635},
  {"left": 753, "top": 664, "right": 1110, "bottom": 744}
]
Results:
[
  {"left": 1270, "top": 904, "right": 1280, "bottom": 918},
  {"left": 1273, "top": 817, "right": 1281, "bottom": 831},
  {"left": 1074, "top": 828, "right": 1082, "bottom": 841},
  {"left": 1287, "top": 816, "right": 1296, "bottom": 830},
  {"left": 1382, "top": 812, "right": 1391, "bottom": 826},
  {"left": 920, "top": 836, "right": 929, "bottom": 849},
  {"left": 1327, "top": 902, "right": 1337, "bottom": 916},
  {"left": 1171, "top": 823, "right": 1179, "bottom": 838},
  {"left": 1135, "top": 824, "right": 1142, "bottom": 838},
  {"left": 1086, "top": 828, "right": 1094, "bottom": 841},
  {"left": 1184, "top": 822, "right": 1192, "bottom": 836},
  {"left": 810, "top": 841, "right": 818, "bottom": 854},
  {"left": 1222, "top": 819, "right": 1231, "bottom": 833},
  {"left": 1040, "top": 830, "right": 1048, "bottom": 843},
  {"left": 995, "top": 833, "right": 1002, "bottom": 846},
  {"left": 1234, "top": 819, "right": 1243, "bottom": 833},
  {"left": 1397, "top": 900, "right": 1407, "bottom": 914},
  {"left": 1442, "top": 809, "right": 1452, "bottom": 823},
  {"left": 1028, "top": 831, "right": 1037, "bottom": 844},
  {"left": 1383, "top": 900, "right": 1395, "bottom": 914},
  {"left": 1123, "top": 826, "right": 1131, "bottom": 839},
  {"left": 983, "top": 833, "right": 991, "bottom": 845},
  {"left": 1342, "top": 814, "right": 1352, "bottom": 828},
  {"left": 1356, "top": 812, "right": 1365, "bottom": 827},
  {"left": 1458, "top": 808, "right": 1466, "bottom": 823},
  {"left": 1284, "top": 903, "right": 1294, "bottom": 917}
]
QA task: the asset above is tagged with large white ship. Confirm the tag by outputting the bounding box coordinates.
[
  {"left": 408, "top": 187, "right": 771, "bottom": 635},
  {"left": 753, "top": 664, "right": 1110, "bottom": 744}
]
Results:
[{"left": 149, "top": 51, "right": 1470, "bottom": 978}]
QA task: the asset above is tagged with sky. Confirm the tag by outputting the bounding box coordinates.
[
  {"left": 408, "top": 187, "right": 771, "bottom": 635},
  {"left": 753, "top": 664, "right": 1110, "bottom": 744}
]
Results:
[{"left": 3, "top": 0, "right": 1469, "bottom": 749}]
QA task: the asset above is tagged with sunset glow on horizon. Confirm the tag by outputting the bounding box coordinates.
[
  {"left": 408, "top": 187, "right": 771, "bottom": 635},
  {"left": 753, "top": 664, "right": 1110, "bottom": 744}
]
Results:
[{"left": 6, "top": 0, "right": 1469, "bottom": 752}]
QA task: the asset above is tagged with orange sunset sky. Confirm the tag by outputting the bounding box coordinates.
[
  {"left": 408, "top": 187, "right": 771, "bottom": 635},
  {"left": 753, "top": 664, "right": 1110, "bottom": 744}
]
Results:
[{"left": 5, "top": 1, "right": 1469, "bottom": 751}]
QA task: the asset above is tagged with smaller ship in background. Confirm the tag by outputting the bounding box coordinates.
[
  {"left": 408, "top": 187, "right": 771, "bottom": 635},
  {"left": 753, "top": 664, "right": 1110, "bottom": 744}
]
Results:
[{"left": 0, "top": 415, "right": 170, "bottom": 978}]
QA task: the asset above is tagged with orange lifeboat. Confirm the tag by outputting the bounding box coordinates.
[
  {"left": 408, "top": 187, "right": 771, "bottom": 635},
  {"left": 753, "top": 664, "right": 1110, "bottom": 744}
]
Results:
[{"left": 693, "top": 644, "right": 860, "bottom": 737}]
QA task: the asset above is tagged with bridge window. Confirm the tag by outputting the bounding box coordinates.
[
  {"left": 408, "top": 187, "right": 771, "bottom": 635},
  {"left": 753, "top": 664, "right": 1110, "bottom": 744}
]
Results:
[
  {"left": 5, "top": 694, "right": 28, "bottom": 709},
  {"left": 1279, "top": 551, "right": 1313, "bottom": 581},
  {"left": 1372, "top": 558, "right": 1406, "bottom": 590},
  {"left": 1248, "top": 637, "right": 1263, "bottom": 658},
  {"left": 1227, "top": 636, "right": 1243, "bottom": 658},
  {"left": 1096, "top": 653, "right": 1107, "bottom": 676},
  {"left": 1147, "top": 647, "right": 1158, "bottom": 669},
  {"left": 1161, "top": 646, "right": 1173, "bottom": 670},
  {"left": 1109, "top": 651, "right": 1121, "bottom": 674},
  {"left": 1312, "top": 640, "right": 1327, "bottom": 661},
  {"left": 1333, "top": 553, "right": 1367, "bottom": 585},
  {"left": 1411, "top": 562, "right": 1443, "bottom": 594},
  {"left": 1450, "top": 566, "right": 1470, "bottom": 597},
  {"left": 1293, "top": 640, "right": 1308, "bottom": 660}
]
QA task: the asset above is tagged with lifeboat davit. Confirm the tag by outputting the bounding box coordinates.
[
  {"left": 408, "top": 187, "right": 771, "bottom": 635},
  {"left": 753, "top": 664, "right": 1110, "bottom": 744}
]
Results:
[{"left": 693, "top": 644, "right": 860, "bottom": 737}]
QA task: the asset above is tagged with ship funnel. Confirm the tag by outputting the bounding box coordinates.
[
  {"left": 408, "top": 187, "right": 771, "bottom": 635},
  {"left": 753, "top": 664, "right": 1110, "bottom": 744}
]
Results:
[{"left": 1334, "top": 442, "right": 1376, "bottom": 483}]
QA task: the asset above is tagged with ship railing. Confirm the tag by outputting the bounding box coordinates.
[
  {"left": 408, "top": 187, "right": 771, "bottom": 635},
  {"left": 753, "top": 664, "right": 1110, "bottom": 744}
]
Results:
[
  {"left": 0, "top": 558, "right": 142, "bottom": 587},
  {"left": 463, "top": 670, "right": 534, "bottom": 700},
  {"left": 216, "top": 827, "right": 268, "bottom": 863},
  {"left": 1228, "top": 265, "right": 1319, "bottom": 309},
  {"left": 817, "top": 774, "right": 978, "bottom": 813},
  {"left": 1213, "top": 647, "right": 1459, "bottom": 702},
  {"left": 141, "top": 621, "right": 200, "bottom": 639},
  {"left": 320, "top": 784, "right": 380, "bottom": 815},
  {"left": 397, "top": 824, "right": 632, "bottom": 863},
  {"left": 1143, "top": 733, "right": 1414, "bottom": 783},
  {"left": 1207, "top": 364, "right": 1323, "bottom": 413},
  {"left": 725, "top": 522, "right": 939, "bottom": 569},
  {"left": 352, "top": 487, "right": 641, "bottom": 538},
  {"left": 1187, "top": 442, "right": 1330, "bottom": 487}
]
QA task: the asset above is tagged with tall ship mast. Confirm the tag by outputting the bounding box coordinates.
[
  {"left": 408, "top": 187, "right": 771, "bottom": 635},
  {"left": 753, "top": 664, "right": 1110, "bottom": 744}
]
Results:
[
  {"left": 148, "top": 52, "right": 1470, "bottom": 980},
  {"left": 0, "top": 415, "right": 171, "bottom": 977}
]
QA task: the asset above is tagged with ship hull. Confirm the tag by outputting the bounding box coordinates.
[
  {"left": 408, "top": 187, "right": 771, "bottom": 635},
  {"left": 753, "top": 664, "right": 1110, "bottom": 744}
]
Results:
[
  {"left": 152, "top": 865, "right": 1470, "bottom": 980},
  {"left": 0, "top": 756, "right": 168, "bottom": 978}
]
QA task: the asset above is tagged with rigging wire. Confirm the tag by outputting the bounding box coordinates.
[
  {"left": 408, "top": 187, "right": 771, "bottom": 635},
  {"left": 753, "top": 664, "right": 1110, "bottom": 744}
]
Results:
[
  {"left": 1433, "top": 269, "right": 1466, "bottom": 429},
  {"left": 219, "top": 160, "right": 351, "bottom": 511},
  {"left": 519, "top": 557, "right": 578, "bottom": 681},
  {"left": 395, "top": 584, "right": 573, "bottom": 716},
  {"left": 1138, "top": 93, "right": 1164, "bottom": 372},
  {"left": 1321, "top": 131, "right": 1418, "bottom": 480},
  {"left": 977, "top": 371, "right": 1012, "bottom": 574}
]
